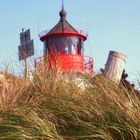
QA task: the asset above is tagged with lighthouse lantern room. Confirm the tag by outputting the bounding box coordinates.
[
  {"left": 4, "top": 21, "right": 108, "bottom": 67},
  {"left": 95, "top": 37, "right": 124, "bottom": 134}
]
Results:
[{"left": 37, "top": 6, "right": 93, "bottom": 75}]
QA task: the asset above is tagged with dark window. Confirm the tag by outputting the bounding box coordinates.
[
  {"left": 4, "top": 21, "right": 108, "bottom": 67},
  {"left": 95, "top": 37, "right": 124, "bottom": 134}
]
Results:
[{"left": 44, "top": 36, "right": 84, "bottom": 55}]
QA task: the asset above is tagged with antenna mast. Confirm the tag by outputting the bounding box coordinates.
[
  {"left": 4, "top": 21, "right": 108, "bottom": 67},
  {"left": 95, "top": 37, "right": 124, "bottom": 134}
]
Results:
[{"left": 62, "top": 0, "right": 64, "bottom": 9}]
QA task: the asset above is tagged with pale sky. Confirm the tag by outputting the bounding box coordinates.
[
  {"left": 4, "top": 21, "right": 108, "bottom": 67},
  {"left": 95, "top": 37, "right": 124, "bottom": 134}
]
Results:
[{"left": 0, "top": 0, "right": 140, "bottom": 82}]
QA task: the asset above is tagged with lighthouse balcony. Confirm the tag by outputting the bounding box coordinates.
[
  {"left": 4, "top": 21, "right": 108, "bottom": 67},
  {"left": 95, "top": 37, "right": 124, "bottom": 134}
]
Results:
[{"left": 35, "top": 54, "right": 93, "bottom": 74}]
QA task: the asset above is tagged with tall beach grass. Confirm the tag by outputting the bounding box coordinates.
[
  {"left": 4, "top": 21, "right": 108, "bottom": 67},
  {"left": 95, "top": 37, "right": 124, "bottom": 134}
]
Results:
[{"left": 0, "top": 63, "right": 139, "bottom": 139}]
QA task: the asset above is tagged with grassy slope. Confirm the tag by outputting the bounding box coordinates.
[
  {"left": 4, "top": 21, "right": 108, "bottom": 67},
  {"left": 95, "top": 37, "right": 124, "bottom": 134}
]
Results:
[{"left": 0, "top": 66, "right": 140, "bottom": 140}]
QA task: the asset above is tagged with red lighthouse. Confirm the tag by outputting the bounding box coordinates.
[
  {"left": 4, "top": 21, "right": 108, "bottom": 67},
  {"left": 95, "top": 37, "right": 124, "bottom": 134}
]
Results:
[{"left": 37, "top": 7, "right": 93, "bottom": 75}]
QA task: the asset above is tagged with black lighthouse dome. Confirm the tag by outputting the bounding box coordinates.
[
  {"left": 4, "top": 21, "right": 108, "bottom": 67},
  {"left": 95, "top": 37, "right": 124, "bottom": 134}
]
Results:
[{"left": 59, "top": 7, "right": 67, "bottom": 21}]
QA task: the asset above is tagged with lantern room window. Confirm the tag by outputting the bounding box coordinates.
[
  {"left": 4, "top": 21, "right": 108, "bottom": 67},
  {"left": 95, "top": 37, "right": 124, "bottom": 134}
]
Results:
[{"left": 44, "top": 36, "right": 84, "bottom": 55}]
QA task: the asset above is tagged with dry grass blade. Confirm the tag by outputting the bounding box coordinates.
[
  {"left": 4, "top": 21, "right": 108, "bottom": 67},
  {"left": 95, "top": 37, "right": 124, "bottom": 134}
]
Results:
[{"left": 0, "top": 63, "right": 139, "bottom": 139}]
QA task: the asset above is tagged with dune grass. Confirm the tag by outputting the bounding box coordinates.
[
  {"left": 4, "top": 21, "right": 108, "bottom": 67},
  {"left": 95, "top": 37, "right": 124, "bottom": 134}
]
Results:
[{"left": 0, "top": 64, "right": 140, "bottom": 139}]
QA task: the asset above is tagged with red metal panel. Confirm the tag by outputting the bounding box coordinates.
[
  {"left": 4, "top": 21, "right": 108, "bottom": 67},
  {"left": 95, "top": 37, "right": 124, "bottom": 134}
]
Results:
[
  {"left": 35, "top": 54, "right": 94, "bottom": 75},
  {"left": 48, "top": 54, "right": 84, "bottom": 72}
]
